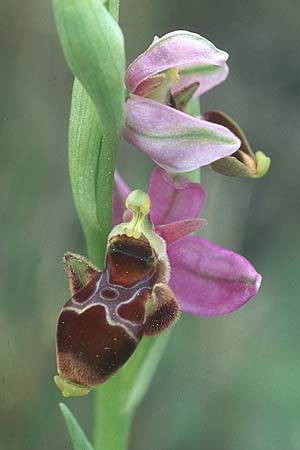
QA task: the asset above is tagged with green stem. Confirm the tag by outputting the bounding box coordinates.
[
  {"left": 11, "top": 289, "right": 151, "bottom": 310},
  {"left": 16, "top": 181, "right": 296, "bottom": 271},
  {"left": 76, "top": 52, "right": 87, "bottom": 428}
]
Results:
[
  {"left": 182, "top": 170, "right": 201, "bottom": 183},
  {"left": 85, "top": 226, "right": 103, "bottom": 267},
  {"left": 183, "top": 97, "right": 201, "bottom": 183},
  {"left": 93, "top": 377, "right": 133, "bottom": 450},
  {"left": 92, "top": 3, "right": 132, "bottom": 450}
]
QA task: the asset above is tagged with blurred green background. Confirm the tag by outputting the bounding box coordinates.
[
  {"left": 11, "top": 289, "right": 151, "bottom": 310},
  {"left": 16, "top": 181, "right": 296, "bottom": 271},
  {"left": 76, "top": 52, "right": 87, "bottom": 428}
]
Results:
[{"left": 1, "top": 0, "right": 299, "bottom": 449}]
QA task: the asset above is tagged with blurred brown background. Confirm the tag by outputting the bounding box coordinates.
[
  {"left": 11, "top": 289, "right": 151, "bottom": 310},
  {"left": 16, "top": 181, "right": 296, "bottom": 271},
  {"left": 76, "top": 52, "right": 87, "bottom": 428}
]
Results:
[{"left": 1, "top": 0, "right": 300, "bottom": 449}]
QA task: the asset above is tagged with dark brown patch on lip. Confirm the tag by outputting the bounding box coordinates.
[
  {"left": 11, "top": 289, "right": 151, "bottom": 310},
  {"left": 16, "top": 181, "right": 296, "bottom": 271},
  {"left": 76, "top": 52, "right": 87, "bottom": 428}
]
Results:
[
  {"left": 107, "top": 235, "right": 157, "bottom": 287},
  {"left": 118, "top": 289, "right": 150, "bottom": 324},
  {"left": 56, "top": 305, "right": 140, "bottom": 387}
]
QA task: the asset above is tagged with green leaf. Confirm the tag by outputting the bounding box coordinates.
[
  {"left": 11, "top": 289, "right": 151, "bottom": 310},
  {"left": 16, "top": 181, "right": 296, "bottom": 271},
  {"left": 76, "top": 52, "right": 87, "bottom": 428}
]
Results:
[
  {"left": 106, "top": 0, "right": 120, "bottom": 20},
  {"left": 68, "top": 78, "right": 104, "bottom": 265},
  {"left": 68, "top": 78, "right": 101, "bottom": 230},
  {"left": 52, "top": 0, "right": 127, "bottom": 266},
  {"left": 60, "top": 403, "right": 95, "bottom": 450},
  {"left": 68, "top": 78, "right": 117, "bottom": 268},
  {"left": 52, "top": 0, "right": 125, "bottom": 135},
  {"left": 68, "top": 77, "right": 118, "bottom": 268}
]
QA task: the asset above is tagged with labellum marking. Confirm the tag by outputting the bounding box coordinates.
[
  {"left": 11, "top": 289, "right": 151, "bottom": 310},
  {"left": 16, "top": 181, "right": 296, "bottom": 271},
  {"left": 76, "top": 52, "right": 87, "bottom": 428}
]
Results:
[{"left": 56, "top": 234, "right": 159, "bottom": 391}]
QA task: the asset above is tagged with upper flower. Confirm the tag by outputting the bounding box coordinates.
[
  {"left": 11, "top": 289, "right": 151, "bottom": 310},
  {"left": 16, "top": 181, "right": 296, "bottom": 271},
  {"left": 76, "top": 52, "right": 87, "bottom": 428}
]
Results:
[
  {"left": 123, "top": 31, "right": 241, "bottom": 173},
  {"left": 114, "top": 168, "right": 262, "bottom": 316}
]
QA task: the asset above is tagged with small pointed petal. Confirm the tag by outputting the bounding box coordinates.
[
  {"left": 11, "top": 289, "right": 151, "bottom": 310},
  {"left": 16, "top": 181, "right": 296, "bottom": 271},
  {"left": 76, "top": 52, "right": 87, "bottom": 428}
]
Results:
[
  {"left": 210, "top": 153, "right": 257, "bottom": 178},
  {"left": 124, "top": 96, "right": 241, "bottom": 173},
  {"left": 156, "top": 219, "right": 207, "bottom": 246},
  {"left": 113, "top": 171, "right": 131, "bottom": 225},
  {"left": 204, "top": 110, "right": 255, "bottom": 157},
  {"left": 126, "top": 30, "right": 229, "bottom": 97},
  {"left": 168, "top": 236, "right": 261, "bottom": 316},
  {"left": 204, "top": 110, "right": 271, "bottom": 178},
  {"left": 63, "top": 252, "right": 99, "bottom": 294},
  {"left": 149, "top": 167, "right": 206, "bottom": 225}
]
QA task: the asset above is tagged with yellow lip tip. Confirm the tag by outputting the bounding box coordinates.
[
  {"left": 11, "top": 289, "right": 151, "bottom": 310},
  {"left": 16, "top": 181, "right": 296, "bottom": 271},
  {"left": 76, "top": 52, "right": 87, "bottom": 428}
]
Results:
[{"left": 54, "top": 375, "right": 92, "bottom": 398}]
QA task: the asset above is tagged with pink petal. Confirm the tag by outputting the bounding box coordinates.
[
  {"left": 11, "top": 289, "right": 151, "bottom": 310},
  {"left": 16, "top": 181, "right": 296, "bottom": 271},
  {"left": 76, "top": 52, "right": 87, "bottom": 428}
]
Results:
[
  {"left": 168, "top": 236, "right": 262, "bottom": 316},
  {"left": 124, "top": 95, "right": 241, "bottom": 172},
  {"left": 156, "top": 219, "right": 207, "bottom": 246},
  {"left": 126, "top": 30, "right": 229, "bottom": 97},
  {"left": 113, "top": 171, "right": 131, "bottom": 225},
  {"left": 149, "top": 167, "right": 206, "bottom": 225}
]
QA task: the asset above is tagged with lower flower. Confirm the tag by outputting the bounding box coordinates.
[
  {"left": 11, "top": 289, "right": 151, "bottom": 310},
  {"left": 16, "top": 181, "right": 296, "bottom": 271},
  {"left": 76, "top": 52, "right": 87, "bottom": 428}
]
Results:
[
  {"left": 55, "top": 189, "right": 180, "bottom": 397},
  {"left": 54, "top": 168, "right": 262, "bottom": 397}
]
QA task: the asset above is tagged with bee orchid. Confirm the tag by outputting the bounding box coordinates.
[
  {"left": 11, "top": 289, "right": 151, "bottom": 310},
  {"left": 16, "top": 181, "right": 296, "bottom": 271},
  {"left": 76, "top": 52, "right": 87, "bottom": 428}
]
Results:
[{"left": 55, "top": 189, "right": 180, "bottom": 397}]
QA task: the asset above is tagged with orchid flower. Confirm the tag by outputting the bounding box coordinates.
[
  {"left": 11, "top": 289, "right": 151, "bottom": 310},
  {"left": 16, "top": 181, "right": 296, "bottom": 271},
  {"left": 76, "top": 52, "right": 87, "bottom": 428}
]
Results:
[
  {"left": 124, "top": 31, "right": 242, "bottom": 173},
  {"left": 114, "top": 168, "right": 261, "bottom": 316}
]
